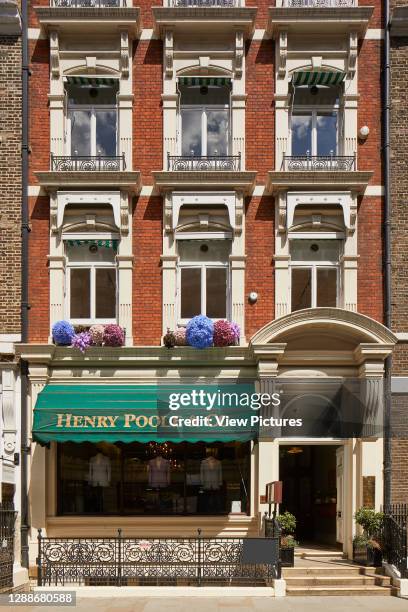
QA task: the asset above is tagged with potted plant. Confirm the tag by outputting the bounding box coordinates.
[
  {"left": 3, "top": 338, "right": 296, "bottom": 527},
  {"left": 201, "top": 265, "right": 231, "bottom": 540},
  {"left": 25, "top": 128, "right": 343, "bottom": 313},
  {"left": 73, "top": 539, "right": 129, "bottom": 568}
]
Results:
[
  {"left": 276, "top": 511, "right": 297, "bottom": 567},
  {"left": 353, "top": 507, "right": 384, "bottom": 567}
]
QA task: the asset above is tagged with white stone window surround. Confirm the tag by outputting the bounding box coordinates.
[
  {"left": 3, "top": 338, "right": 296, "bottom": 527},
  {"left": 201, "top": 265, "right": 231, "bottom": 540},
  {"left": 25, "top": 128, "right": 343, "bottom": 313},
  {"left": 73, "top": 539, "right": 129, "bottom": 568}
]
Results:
[
  {"left": 274, "top": 44, "right": 358, "bottom": 170},
  {"left": 286, "top": 191, "right": 355, "bottom": 232},
  {"left": 162, "top": 31, "right": 246, "bottom": 168},
  {"left": 49, "top": 190, "right": 134, "bottom": 345},
  {"left": 162, "top": 190, "right": 246, "bottom": 341},
  {"left": 64, "top": 237, "right": 119, "bottom": 325},
  {"left": 274, "top": 190, "right": 358, "bottom": 318},
  {"left": 48, "top": 30, "right": 133, "bottom": 170},
  {"left": 176, "top": 235, "right": 232, "bottom": 325}
]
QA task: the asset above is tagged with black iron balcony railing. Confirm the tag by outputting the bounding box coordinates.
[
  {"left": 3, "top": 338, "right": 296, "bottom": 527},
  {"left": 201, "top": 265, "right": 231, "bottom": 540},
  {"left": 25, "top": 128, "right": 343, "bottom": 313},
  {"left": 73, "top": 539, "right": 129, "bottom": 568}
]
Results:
[
  {"left": 168, "top": 153, "right": 241, "bottom": 171},
  {"left": 51, "top": 154, "right": 126, "bottom": 171},
  {"left": 37, "top": 528, "right": 281, "bottom": 587},
  {"left": 283, "top": 0, "right": 356, "bottom": 6},
  {"left": 282, "top": 153, "right": 356, "bottom": 172},
  {"left": 170, "top": 0, "right": 238, "bottom": 7},
  {"left": 51, "top": 0, "right": 124, "bottom": 7}
]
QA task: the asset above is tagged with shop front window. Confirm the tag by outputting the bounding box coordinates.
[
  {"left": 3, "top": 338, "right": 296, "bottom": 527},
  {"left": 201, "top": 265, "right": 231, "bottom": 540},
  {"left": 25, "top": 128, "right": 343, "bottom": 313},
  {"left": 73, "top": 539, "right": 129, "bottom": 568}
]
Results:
[
  {"left": 177, "top": 239, "right": 231, "bottom": 321},
  {"left": 66, "top": 81, "right": 118, "bottom": 157},
  {"left": 179, "top": 83, "right": 230, "bottom": 157},
  {"left": 66, "top": 241, "right": 117, "bottom": 323},
  {"left": 57, "top": 441, "right": 251, "bottom": 516},
  {"left": 290, "top": 239, "right": 341, "bottom": 311}
]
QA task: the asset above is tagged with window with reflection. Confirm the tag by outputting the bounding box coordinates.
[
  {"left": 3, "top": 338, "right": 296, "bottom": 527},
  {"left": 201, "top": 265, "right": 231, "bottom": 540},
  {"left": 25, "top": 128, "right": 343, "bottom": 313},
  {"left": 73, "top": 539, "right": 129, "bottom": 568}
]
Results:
[
  {"left": 179, "top": 83, "right": 230, "bottom": 156},
  {"left": 290, "top": 85, "right": 340, "bottom": 156},
  {"left": 57, "top": 441, "right": 251, "bottom": 516},
  {"left": 66, "top": 81, "right": 118, "bottom": 157},
  {"left": 177, "top": 239, "right": 231, "bottom": 321},
  {"left": 290, "top": 239, "right": 341, "bottom": 311},
  {"left": 66, "top": 241, "right": 117, "bottom": 323}
]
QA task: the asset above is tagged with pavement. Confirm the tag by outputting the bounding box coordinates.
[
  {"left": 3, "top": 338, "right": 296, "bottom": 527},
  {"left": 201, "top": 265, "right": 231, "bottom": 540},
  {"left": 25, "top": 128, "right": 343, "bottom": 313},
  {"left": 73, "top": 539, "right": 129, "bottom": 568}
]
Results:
[{"left": 4, "top": 595, "right": 408, "bottom": 612}]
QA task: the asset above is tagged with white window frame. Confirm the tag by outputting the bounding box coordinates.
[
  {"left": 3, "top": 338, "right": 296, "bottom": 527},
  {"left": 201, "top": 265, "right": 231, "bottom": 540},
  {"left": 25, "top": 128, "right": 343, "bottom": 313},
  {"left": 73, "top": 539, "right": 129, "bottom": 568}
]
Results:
[
  {"left": 65, "top": 243, "right": 118, "bottom": 325},
  {"left": 179, "top": 104, "right": 231, "bottom": 156},
  {"left": 290, "top": 104, "right": 340, "bottom": 156},
  {"left": 289, "top": 237, "right": 342, "bottom": 311},
  {"left": 176, "top": 237, "right": 231, "bottom": 323},
  {"left": 66, "top": 104, "right": 118, "bottom": 157}
]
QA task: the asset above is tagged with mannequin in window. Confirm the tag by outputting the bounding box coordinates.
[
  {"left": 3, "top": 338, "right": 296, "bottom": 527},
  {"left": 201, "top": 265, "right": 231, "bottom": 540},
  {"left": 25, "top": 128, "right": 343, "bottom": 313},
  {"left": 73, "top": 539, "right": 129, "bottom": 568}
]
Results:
[
  {"left": 147, "top": 455, "right": 170, "bottom": 488},
  {"left": 88, "top": 452, "right": 111, "bottom": 487},
  {"left": 200, "top": 453, "right": 222, "bottom": 491}
]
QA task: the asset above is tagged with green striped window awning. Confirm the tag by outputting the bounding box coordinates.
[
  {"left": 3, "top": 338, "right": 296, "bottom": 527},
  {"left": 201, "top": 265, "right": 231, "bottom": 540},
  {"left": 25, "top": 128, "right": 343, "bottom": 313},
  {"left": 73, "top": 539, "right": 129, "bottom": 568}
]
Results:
[
  {"left": 292, "top": 70, "right": 346, "bottom": 87},
  {"left": 65, "top": 76, "right": 118, "bottom": 87},
  {"left": 178, "top": 77, "right": 232, "bottom": 87},
  {"left": 66, "top": 239, "right": 119, "bottom": 251}
]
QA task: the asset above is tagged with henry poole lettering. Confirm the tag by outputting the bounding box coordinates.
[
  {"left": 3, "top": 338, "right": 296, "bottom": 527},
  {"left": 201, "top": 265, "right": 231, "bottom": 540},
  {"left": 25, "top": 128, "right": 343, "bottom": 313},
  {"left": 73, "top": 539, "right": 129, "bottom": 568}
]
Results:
[{"left": 55, "top": 413, "right": 171, "bottom": 428}]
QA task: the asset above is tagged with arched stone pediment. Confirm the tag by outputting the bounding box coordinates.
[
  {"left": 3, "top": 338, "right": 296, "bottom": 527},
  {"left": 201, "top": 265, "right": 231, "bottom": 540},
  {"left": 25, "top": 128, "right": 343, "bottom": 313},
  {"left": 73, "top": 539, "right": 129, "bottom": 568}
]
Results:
[{"left": 250, "top": 308, "right": 397, "bottom": 349}]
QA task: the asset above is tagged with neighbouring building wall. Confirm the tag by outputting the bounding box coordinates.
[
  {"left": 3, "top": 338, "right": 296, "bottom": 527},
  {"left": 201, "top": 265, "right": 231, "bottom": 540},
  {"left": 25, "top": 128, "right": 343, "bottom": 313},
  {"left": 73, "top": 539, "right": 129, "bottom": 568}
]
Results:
[{"left": 390, "top": 5, "right": 408, "bottom": 503}]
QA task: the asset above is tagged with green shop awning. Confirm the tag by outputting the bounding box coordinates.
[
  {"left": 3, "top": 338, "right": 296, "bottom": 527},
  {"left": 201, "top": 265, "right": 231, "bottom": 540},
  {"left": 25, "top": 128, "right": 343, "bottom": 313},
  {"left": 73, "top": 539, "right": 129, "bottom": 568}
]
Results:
[
  {"left": 65, "top": 76, "right": 118, "bottom": 87},
  {"left": 32, "top": 384, "right": 259, "bottom": 445},
  {"left": 292, "top": 70, "right": 346, "bottom": 87},
  {"left": 178, "top": 77, "right": 231, "bottom": 87}
]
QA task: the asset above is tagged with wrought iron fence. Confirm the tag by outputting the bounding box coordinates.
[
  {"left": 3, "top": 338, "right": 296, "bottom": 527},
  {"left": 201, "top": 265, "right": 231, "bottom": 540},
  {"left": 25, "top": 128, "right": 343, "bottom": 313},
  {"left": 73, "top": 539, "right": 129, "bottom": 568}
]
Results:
[
  {"left": 51, "top": 154, "right": 126, "bottom": 172},
  {"left": 383, "top": 503, "right": 408, "bottom": 529},
  {"left": 170, "top": 0, "right": 237, "bottom": 6},
  {"left": 0, "top": 502, "right": 17, "bottom": 592},
  {"left": 284, "top": 0, "right": 356, "bottom": 6},
  {"left": 380, "top": 514, "right": 408, "bottom": 578},
  {"left": 168, "top": 154, "right": 241, "bottom": 171},
  {"left": 51, "top": 0, "right": 124, "bottom": 7},
  {"left": 37, "top": 528, "right": 280, "bottom": 586},
  {"left": 282, "top": 154, "right": 356, "bottom": 172}
]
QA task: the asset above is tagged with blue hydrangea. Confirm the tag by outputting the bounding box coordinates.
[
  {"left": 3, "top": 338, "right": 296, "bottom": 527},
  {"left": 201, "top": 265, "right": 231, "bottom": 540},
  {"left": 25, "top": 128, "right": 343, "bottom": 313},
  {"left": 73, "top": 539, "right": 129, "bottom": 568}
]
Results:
[
  {"left": 186, "top": 315, "right": 214, "bottom": 349},
  {"left": 52, "top": 320, "right": 75, "bottom": 346}
]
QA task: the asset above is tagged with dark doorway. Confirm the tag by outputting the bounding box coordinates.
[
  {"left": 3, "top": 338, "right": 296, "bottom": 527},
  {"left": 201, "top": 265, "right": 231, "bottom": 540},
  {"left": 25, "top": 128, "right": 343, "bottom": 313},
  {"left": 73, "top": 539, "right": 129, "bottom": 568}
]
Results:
[{"left": 279, "top": 444, "right": 339, "bottom": 547}]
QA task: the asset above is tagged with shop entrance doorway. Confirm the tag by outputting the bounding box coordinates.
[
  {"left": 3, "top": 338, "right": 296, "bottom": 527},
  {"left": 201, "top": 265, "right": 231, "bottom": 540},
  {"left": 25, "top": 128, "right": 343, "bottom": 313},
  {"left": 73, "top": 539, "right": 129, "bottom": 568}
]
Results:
[{"left": 279, "top": 444, "right": 342, "bottom": 547}]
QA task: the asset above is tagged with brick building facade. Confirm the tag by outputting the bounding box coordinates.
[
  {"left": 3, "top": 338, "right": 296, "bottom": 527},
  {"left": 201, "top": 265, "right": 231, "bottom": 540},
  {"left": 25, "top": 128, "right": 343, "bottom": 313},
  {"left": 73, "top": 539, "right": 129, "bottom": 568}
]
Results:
[{"left": 19, "top": 0, "right": 400, "bottom": 571}]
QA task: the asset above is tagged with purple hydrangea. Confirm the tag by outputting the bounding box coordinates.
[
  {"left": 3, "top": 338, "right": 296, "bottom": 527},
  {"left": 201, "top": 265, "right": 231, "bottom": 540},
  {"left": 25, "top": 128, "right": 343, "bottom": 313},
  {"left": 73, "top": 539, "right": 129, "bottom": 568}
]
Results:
[
  {"left": 230, "top": 322, "right": 241, "bottom": 345},
  {"left": 52, "top": 320, "right": 75, "bottom": 346},
  {"left": 186, "top": 315, "right": 214, "bottom": 349},
  {"left": 71, "top": 331, "right": 92, "bottom": 354},
  {"left": 104, "top": 324, "right": 125, "bottom": 347}
]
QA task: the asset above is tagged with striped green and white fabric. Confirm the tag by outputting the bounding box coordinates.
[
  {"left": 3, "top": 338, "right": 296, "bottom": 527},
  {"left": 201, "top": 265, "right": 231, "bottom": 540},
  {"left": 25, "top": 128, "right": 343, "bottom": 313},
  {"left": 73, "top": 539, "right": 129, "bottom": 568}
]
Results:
[{"left": 292, "top": 70, "right": 346, "bottom": 87}]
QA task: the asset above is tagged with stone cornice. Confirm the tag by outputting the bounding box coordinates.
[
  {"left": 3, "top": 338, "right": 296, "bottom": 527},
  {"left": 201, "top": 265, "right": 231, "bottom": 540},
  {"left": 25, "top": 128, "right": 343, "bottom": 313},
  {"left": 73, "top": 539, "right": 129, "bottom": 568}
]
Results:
[
  {"left": 0, "top": 0, "right": 21, "bottom": 36},
  {"left": 34, "top": 6, "right": 141, "bottom": 37},
  {"left": 267, "top": 6, "right": 374, "bottom": 38},
  {"left": 152, "top": 170, "right": 257, "bottom": 194},
  {"left": 266, "top": 170, "right": 373, "bottom": 194},
  {"left": 152, "top": 6, "right": 257, "bottom": 37},
  {"left": 34, "top": 171, "right": 142, "bottom": 194}
]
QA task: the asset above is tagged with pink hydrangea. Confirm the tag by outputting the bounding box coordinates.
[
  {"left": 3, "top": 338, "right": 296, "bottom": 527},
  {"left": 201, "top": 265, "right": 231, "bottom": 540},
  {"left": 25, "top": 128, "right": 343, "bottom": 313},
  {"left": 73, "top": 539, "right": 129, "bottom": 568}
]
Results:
[
  {"left": 89, "top": 324, "right": 105, "bottom": 346},
  {"left": 103, "top": 324, "right": 125, "bottom": 347},
  {"left": 213, "top": 320, "right": 235, "bottom": 347},
  {"left": 174, "top": 327, "right": 187, "bottom": 346}
]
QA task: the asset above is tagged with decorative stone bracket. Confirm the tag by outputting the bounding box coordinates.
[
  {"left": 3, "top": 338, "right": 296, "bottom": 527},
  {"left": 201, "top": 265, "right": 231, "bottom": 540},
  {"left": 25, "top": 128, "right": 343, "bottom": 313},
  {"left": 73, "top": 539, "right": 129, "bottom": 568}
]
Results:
[
  {"left": 278, "top": 31, "right": 287, "bottom": 78},
  {"left": 235, "top": 30, "right": 244, "bottom": 79},
  {"left": 50, "top": 30, "right": 60, "bottom": 79},
  {"left": 165, "top": 29, "right": 174, "bottom": 78},
  {"left": 348, "top": 31, "right": 358, "bottom": 79},
  {"left": 120, "top": 30, "right": 130, "bottom": 79}
]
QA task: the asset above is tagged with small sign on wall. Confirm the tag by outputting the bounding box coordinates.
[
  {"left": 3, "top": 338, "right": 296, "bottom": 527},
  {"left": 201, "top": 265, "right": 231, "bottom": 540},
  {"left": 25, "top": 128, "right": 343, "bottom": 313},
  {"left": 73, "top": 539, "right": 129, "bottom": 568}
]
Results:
[{"left": 363, "top": 476, "right": 375, "bottom": 508}]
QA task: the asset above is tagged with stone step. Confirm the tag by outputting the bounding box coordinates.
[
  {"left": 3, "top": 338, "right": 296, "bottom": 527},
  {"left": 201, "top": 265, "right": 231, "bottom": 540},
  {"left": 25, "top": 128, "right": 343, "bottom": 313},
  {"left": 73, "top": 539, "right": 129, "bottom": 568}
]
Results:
[
  {"left": 283, "top": 566, "right": 381, "bottom": 577},
  {"left": 295, "top": 551, "right": 345, "bottom": 558},
  {"left": 286, "top": 585, "right": 396, "bottom": 597},
  {"left": 285, "top": 575, "right": 392, "bottom": 587}
]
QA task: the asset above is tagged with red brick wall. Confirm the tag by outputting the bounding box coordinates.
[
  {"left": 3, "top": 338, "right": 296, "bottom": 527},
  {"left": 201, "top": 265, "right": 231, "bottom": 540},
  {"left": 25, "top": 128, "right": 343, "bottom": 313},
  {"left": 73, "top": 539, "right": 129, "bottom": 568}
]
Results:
[
  {"left": 132, "top": 196, "right": 162, "bottom": 344},
  {"left": 29, "top": 39, "right": 49, "bottom": 185},
  {"left": 357, "top": 196, "right": 384, "bottom": 322},
  {"left": 28, "top": 196, "right": 50, "bottom": 342},
  {"left": 245, "top": 196, "right": 275, "bottom": 339}
]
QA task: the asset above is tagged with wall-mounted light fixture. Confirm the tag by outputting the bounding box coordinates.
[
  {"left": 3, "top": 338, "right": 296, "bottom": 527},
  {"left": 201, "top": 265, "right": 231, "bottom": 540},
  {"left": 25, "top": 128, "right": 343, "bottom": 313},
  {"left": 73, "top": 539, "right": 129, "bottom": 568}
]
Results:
[
  {"left": 248, "top": 292, "right": 258, "bottom": 304},
  {"left": 359, "top": 125, "right": 370, "bottom": 141}
]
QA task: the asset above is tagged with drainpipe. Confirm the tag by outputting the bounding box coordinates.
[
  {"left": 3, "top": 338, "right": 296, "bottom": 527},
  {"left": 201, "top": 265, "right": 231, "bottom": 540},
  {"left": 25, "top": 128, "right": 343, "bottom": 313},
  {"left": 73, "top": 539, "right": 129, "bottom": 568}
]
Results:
[
  {"left": 21, "top": 0, "right": 30, "bottom": 569},
  {"left": 382, "top": 0, "right": 392, "bottom": 510}
]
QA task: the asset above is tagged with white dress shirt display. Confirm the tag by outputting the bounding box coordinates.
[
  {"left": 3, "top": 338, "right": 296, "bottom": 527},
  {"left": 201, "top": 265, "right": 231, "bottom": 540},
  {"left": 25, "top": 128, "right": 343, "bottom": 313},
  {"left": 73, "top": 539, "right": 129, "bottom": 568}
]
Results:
[
  {"left": 147, "top": 455, "right": 170, "bottom": 488},
  {"left": 88, "top": 453, "right": 111, "bottom": 487},
  {"left": 200, "top": 456, "right": 222, "bottom": 490}
]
